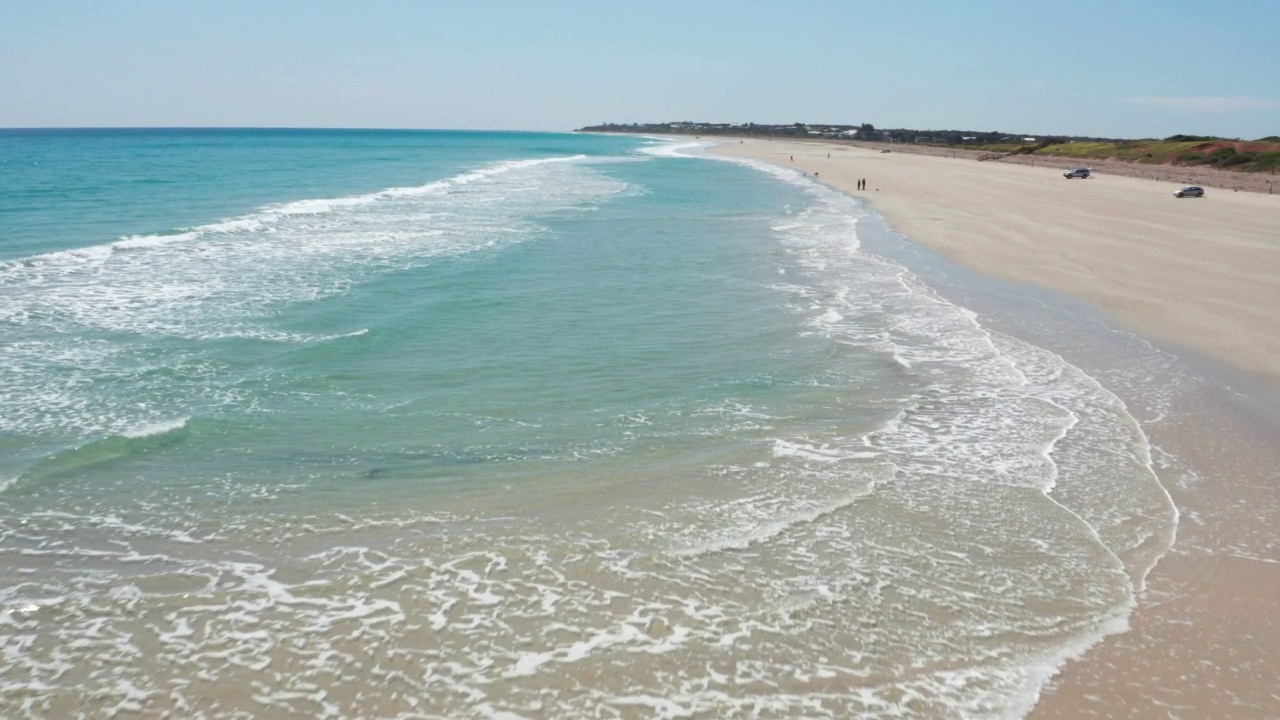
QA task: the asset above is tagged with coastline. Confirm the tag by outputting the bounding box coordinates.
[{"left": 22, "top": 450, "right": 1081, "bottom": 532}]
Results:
[
  {"left": 710, "top": 138, "right": 1280, "bottom": 718},
  {"left": 693, "top": 133, "right": 1280, "bottom": 194},
  {"left": 710, "top": 138, "right": 1280, "bottom": 388}
]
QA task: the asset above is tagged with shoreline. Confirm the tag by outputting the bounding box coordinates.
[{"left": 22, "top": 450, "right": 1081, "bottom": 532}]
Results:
[
  {"left": 619, "top": 131, "right": 1280, "bottom": 195},
  {"left": 710, "top": 137, "right": 1280, "bottom": 389},
  {"left": 710, "top": 138, "right": 1280, "bottom": 718}
]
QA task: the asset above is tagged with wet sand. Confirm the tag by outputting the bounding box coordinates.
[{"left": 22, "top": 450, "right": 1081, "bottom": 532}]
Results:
[
  {"left": 713, "top": 139, "right": 1280, "bottom": 387},
  {"left": 713, "top": 138, "right": 1280, "bottom": 718}
]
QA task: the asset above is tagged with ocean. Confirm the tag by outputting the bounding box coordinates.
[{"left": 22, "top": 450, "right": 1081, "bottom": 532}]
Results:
[{"left": 0, "top": 129, "right": 1178, "bottom": 718}]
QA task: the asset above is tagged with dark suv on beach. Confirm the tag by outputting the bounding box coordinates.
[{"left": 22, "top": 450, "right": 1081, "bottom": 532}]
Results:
[{"left": 1063, "top": 168, "right": 1091, "bottom": 179}]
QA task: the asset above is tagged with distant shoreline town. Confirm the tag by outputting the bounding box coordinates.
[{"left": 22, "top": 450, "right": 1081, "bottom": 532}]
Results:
[
  {"left": 577, "top": 120, "right": 1110, "bottom": 146},
  {"left": 577, "top": 122, "right": 1280, "bottom": 175}
]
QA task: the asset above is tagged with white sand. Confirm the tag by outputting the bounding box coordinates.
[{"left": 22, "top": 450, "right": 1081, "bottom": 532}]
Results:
[
  {"left": 714, "top": 139, "right": 1280, "bottom": 388},
  {"left": 713, "top": 138, "right": 1280, "bottom": 718}
]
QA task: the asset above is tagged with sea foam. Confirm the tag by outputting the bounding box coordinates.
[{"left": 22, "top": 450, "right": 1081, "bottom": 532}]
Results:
[
  {"left": 0, "top": 154, "right": 627, "bottom": 443},
  {"left": 0, "top": 133, "right": 1182, "bottom": 719}
]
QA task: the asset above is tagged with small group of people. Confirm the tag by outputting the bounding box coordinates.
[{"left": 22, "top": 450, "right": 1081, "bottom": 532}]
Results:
[{"left": 856, "top": 178, "right": 867, "bottom": 190}]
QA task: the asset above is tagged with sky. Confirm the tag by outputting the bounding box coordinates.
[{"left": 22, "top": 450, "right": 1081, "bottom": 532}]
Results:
[{"left": 2, "top": 0, "right": 1277, "bottom": 139}]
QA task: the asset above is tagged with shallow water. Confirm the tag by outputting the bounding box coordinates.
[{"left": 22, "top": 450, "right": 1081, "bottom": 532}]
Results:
[{"left": 0, "top": 130, "right": 1177, "bottom": 718}]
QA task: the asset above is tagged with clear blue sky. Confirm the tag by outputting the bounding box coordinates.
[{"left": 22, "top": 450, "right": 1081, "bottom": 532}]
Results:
[{"left": 2, "top": 0, "right": 1277, "bottom": 139}]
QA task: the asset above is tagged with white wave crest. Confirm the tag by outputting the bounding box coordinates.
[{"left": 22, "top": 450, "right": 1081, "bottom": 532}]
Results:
[
  {"left": 5, "top": 154, "right": 598, "bottom": 272},
  {"left": 636, "top": 139, "right": 710, "bottom": 157},
  {"left": 121, "top": 417, "right": 189, "bottom": 439},
  {"left": 0, "top": 152, "right": 629, "bottom": 439}
]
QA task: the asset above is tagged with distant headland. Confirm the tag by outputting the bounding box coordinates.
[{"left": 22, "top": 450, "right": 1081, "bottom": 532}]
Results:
[{"left": 578, "top": 122, "right": 1280, "bottom": 175}]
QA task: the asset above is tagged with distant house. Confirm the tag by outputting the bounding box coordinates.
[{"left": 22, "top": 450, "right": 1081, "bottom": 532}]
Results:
[
  {"left": 915, "top": 136, "right": 931, "bottom": 143},
  {"left": 961, "top": 136, "right": 977, "bottom": 143},
  {"left": 1023, "top": 137, "right": 1037, "bottom": 143}
]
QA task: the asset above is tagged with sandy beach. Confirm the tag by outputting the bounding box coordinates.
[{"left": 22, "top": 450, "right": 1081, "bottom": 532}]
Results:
[
  {"left": 715, "top": 139, "right": 1280, "bottom": 388},
  {"left": 713, "top": 138, "right": 1280, "bottom": 718},
  {"left": 793, "top": 136, "right": 1280, "bottom": 195}
]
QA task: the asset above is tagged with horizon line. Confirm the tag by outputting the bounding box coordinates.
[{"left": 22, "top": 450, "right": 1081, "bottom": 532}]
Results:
[{"left": 0, "top": 125, "right": 574, "bottom": 133}]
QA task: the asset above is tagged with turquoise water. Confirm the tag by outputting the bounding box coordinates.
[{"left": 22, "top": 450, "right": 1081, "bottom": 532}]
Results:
[
  {"left": 0, "top": 130, "right": 1177, "bottom": 718},
  {"left": 1, "top": 131, "right": 884, "bottom": 501}
]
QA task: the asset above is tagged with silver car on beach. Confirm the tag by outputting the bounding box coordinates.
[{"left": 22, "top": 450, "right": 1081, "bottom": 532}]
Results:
[{"left": 1174, "top": 186, "right": 1205, "bottom": 198}]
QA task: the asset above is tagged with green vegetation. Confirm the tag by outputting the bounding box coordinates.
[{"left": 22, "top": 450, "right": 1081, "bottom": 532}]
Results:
[
  {"left": 969, "top": 137, "right": 1280, "bottom": 173},
  {"left": 579, "top": 122, "right": 1280, "bottom": 173},
  {"left": 1163, "top": 134, "right": 1233, "bottom": 142},
  {"left": 1254, "top": 152, "right": 1280, "bottom": 172}
]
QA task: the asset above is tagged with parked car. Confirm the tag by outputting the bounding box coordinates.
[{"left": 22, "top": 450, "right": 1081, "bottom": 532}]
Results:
[
  {"left": 1174, "top": 186, "right": 1205, "bottom": 198},
  {"left": 1063, "top": 168, "right": 1091, "bottom": 179},
  {"left": 880, "top": 149, "right": 892, "bottom": 153}
]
